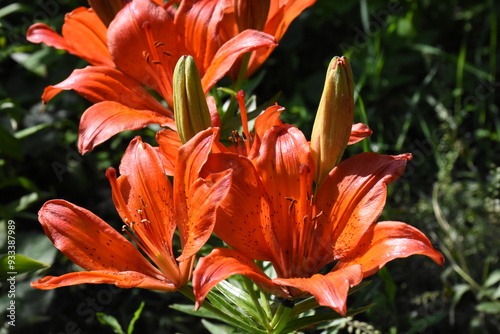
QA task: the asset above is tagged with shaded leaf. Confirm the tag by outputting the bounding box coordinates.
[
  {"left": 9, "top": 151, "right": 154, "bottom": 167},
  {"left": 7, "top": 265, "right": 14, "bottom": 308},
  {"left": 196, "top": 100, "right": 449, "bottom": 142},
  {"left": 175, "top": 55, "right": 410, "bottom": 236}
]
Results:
[{"left": 96, "top": 312, "right": 125, "bottom": 334}]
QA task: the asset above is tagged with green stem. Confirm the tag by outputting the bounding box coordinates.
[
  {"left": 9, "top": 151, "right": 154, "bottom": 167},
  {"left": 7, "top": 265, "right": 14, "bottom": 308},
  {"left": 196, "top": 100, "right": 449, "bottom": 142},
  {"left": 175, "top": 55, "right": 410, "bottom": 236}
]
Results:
[
  {"left": 270, "top": 304, "right": 293, "bottom": 334},
  {"left": 178, "top": 286, "right": 266, "bottom": 334},
  {"left": 291, "top": 297, "right": 319, "bottom": 317},
  {"left": 242, "top": 276, "right": 271, "bottom": 330},
  {"left": 221, "top": 52, "right": 252, "bottom": 125},
  {"left": 260, "top": 290, "right": 273, "bottom": 320}
]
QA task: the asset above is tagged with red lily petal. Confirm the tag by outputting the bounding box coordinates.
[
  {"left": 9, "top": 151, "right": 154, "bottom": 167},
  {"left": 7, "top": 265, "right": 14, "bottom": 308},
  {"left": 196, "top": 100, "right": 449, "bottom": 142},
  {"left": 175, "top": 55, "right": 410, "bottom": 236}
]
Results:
[
  {"left": 314, "top": 152, "right": 411, "bottom": 261},
  {"left": 335, "top": 221, "right": 444, "bottom": 277},
  {"left": 256, "top": 124, "right": 315, "bottom": 273},
  {"left": 78, "top": 101, "right": 175, "bottom": 154},
  {"left": 31, "top": 270, "right": 176, "bottom": 291},
  {"left": 254, "top": 104, "right": 284, "bottom": 139},
  {"left": 348, "top": 123, "right": 372, "bottom": 145},
  {"left": 174, "top": 0, "right": 228, "bottom": 71},
  {"left": 174, "top": 129, "right": 231, "bottom": 261},
  {"left": 114, "top": 137, "right": 176, "bottom": 241},
  {"left": 156, "top": 129, "right": 183, "bottom": 175},
  {"left": 38, "top": 200, "right": 162, "bottom": 277},
  {"left": 193, "top": 248, "right": 290, "bottom": 309},
  {"left": 273, "top": 264, "right": 363, "bottom": 316},
  {"left": 108, "top": 0, "right": 177, "bottom": 105},
  {"left": 245, "top": 0, "right": 316, "bottom": 76},
  {"left": 27, "top": 8, "right": 113, "bottom": 67},
  {"left": 201, "top": 29, "right": 277, "bottom": 93},
  {"left": 42, "top": 67, "right": 171, "bottom": 117},
  {"left": 107, "top": 137, "right": 182, "bottom": 284},
  {"left": 177, "top": 171, "right": 232, "bottom": 262},
  {"left": 207, "top": 96, "right": 221, "bottom": 128},
  {"left": 202, "top": 153, "right": 276, "bottom": 261}
]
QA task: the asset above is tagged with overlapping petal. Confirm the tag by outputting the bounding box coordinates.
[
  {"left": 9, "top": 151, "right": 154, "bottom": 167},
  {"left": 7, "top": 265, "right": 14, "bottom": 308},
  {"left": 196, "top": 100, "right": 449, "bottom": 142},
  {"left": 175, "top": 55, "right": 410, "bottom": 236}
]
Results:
[
  {"left": 348, "top": 123, "right": 372, "bottom": 145},
  {"left": 31, "top": 200, "right": 168, "bottom": 289},
  {"left": 174, "top": 129, "right": 232, "bottom": 262},
  {"left": 32, "top": 271, "right": 176, "bottom": 291},
  {"left": 201, "top": 29, "right": 277, "bottom": 93},
  {"left": 202, "top": 153, "right": 276, "bottom": 261},
  {"left": 78, "top": 101, "right": 174, "bottom": 154},
  {"left": 246, "top": 0, "right": 316, "bottom": 76},
  {"left": 314, "top": 152, "right": 412, "bottom": 260},
  {"left": 41, "top": 67, "right": 170, "bottom": 114},
  {"left": 27, "top": 7, "right": 113, "bottom": 67},
  {"left": 335, "top": 221, "right": 445, "bottom": 277},
  {"left": 273, "top": 265, "right": 363, "bottom": 316},
  {"left": 193, "top": 248, "right": 290, "bottom": 309}
]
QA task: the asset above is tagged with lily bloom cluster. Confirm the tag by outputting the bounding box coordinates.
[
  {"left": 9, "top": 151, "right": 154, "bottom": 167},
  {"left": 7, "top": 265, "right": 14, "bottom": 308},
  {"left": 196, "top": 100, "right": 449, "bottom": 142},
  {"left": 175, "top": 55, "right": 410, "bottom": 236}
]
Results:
[{"left": 29, "top": 0, "right": 443, "bottom": 327}]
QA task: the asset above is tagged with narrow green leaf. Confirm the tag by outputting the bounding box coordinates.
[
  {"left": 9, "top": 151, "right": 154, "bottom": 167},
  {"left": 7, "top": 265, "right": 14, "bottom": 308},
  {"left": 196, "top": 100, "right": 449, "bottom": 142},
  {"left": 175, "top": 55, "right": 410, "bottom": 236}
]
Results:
[
  {"left": 0, "top": 254, "right": 50, "bottom": 278},
  {"left": 206, "top": 290, "right": 256, "bottom": 327},
  {"left": 14, "top": 123, "right": 51, "bottom": 139},
  {"left": 476, "top": 301, "right": 500, "bottom": 314},
  {"left": 96, "top": 313, "right": 125, "bottom": 334},
  {"left": 283, "top": 304, "right": 374, "bottom": 334},
  {"left": 0, "top": 3, "right": 31, "bottom": 18},
  {"left": 170, "top": 303, "right": 223, "bottom": 321},
  {"left": 484, "top": 269, "right": 500, "bottom": 288},
  {"left": 215, "top": 280, "right": 261, "bottom": 320},
  {"left": 171, "top": 303, "right": 265, "bottom": 334},
  {"left": 201, "top": 319, "right": 237, "bottom": 334},
  {"left": 127, "top": 302, "right": 145, "bottom": 334}
]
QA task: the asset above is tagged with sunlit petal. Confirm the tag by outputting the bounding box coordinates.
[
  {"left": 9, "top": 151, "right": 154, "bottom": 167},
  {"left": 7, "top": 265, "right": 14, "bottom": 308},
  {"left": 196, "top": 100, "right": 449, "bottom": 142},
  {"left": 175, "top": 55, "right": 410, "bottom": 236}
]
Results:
[
  {"left": 38, "top": 200, "right": 162, "bottom": 277},
  {"left": 31, "top": 270, "right": 175, "bottom": 291},
  {"left": 273, "top": 264, "right": 362, "bottom": 316},
  {"left": 193, "top": 248, "right": 289, "bottom": 309},
  {"left": 335, "top": 221, "right": 445, "bottom": 277},
  {"left": 78, "top": 101, "right": 175, "bottom": 154},
  {"left": 27, "top": 7, "right": 113, "bottom": 66},
  {"left": 315, "top": 152, "right": 412, "bottom": 260}
]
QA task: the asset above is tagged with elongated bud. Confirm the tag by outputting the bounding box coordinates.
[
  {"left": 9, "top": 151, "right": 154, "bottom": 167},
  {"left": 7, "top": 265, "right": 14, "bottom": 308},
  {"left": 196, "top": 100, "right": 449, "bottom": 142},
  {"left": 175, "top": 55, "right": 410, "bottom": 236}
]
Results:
[
  {"left": 310, "top": 56, "right": 354, "bottom": 185},
  {"left": 235, "top": 0, "right": 270, "bottom": 32},
  {"left": 173, "top": 55, "right": 212, "bottom": 144}
]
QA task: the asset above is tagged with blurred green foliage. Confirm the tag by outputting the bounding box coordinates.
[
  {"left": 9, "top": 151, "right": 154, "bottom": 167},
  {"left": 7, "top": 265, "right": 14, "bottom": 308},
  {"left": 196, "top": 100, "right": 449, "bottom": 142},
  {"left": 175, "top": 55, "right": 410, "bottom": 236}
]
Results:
[{"left": 1, "top": 0, "right": 499, "bottom": 333}]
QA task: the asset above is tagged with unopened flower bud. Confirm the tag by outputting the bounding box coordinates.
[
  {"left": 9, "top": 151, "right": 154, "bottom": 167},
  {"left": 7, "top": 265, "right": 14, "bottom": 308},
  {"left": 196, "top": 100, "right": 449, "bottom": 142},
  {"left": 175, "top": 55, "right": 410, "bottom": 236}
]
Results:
[
  {"left": 310, "top": 56, "right": 354, "bottom": 185},
  {"left": 235, "top": 0, "right": 270, "bottom": 32},
  {"left": 173, "top": 55, "right": 212, "bottom": 143}
]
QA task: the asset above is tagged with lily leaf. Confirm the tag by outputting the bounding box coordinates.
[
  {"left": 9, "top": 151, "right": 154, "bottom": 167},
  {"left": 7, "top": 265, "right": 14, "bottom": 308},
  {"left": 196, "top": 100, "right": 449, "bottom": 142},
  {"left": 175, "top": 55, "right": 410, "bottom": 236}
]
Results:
[
  {"left": 170, "top": 303, "right": 225, "bottom": 321},
  {"left": 0, "top": 254, "right": 50, "bottom": 278},
  {"left": 476, "top": 301, "right": 500, "bottom": 314},
  {"left": 282, "top": 304, "right": 374, "bottom": 334},
  {"left": 96, "top": 312, "right": 125, "bottom": 334},
  {"left": 215, "top": 280, "right": 262, "bottom": 320},
  {"left": 484, "top": 269, "right": 500, "bottom": 288},
  {"left": 127, "top": 301, "right": 145, "bottom": 334},
  {"left": 202, "top": 319, "right": 238, "bottom": 334}
]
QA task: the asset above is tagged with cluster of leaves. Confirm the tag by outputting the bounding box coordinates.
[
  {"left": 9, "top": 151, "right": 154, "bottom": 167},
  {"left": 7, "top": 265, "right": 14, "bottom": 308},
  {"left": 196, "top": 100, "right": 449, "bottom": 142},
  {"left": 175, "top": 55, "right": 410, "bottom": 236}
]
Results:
[{"left": 1, "top": 0, "right": 499, "bottom": 333}]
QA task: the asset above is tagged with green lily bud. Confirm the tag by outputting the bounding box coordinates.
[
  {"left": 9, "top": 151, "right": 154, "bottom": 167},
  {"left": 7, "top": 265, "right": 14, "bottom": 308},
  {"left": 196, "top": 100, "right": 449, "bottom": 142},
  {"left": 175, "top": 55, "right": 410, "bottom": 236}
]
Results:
[
  {"left": 173, "top": 55, "right": 212, "bottom": 144},
  {"left": 235, "top": 0, "right": 270, "bottom": 32},
  {"left": 310, "top": 56, "right": 354, "bottom": 185}
]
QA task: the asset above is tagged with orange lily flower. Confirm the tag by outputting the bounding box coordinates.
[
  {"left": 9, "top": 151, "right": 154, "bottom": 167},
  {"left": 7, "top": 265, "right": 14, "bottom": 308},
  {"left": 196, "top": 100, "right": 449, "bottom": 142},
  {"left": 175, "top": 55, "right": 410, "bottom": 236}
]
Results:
[
  {"left": 193, "top": 114, "right": 444, "bottom": 315},
  {"left": 32, "top": 129, "right": 231, "bottom": 291},
  {"left": 27, "top": 7, "right": 114, "bottom": 67},
  {"left": 27, "top": 0, "right": 277, "bottom": 154},
  {"left": 222, "top": 0, "right": 317, "bottom": 77}
]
